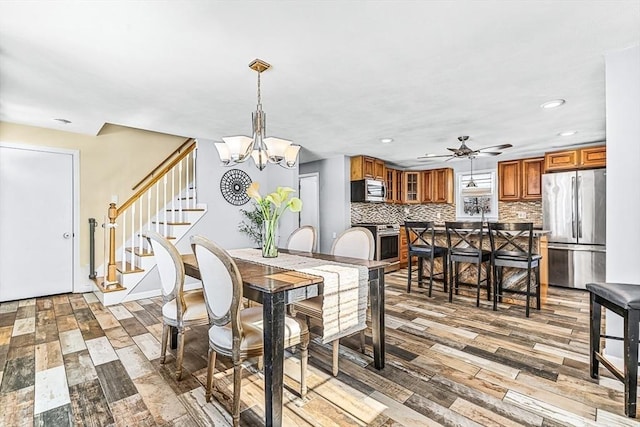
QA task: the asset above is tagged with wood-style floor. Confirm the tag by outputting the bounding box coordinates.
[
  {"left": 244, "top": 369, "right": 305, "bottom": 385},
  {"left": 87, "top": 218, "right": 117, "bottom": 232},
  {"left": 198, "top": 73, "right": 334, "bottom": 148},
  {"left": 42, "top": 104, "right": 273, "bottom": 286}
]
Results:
[{"left": 0, "top": 269, "right": 636, "bottom": 426}]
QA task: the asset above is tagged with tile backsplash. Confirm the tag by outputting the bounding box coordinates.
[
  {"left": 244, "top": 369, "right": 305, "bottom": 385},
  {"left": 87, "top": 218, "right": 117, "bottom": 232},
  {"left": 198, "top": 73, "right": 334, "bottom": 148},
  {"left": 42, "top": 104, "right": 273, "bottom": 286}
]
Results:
[{"left": 351, "top": 201, "right": 541, "bottom": 226}]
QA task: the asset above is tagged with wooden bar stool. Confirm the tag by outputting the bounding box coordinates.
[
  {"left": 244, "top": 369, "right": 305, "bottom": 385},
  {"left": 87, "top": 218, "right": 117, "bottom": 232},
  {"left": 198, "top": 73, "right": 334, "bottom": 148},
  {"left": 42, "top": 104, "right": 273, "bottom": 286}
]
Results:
[
  {"left": 586, "top": 282, "right": 640, "bottom": 418},
  {"left": 404, "top": 221, "right": 448, "bottom": 296}
]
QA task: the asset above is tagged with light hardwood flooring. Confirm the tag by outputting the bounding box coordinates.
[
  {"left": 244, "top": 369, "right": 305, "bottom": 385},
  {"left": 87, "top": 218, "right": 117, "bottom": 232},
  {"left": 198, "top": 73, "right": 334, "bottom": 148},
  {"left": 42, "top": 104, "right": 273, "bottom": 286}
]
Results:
[{"left": 0, "top": 269, "right": 636, "bottom": 426}]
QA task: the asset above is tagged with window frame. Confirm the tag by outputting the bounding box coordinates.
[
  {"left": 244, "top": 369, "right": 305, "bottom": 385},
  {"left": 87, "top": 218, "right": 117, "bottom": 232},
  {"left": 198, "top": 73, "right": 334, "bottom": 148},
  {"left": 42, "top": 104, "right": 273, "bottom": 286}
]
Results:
[{"left": 455, "top": 168, "right": 498, "bottom": 221}]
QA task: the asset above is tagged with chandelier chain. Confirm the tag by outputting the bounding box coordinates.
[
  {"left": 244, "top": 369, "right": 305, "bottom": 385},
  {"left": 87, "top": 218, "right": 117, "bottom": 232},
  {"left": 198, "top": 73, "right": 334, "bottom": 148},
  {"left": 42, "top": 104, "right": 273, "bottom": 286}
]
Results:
[{"left": 257, "top": 72, "right": 262, "bottom": 108}]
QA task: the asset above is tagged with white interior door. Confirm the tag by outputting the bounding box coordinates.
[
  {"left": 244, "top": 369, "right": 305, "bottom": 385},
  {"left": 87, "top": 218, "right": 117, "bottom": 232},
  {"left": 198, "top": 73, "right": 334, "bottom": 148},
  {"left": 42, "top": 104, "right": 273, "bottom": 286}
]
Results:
[
  {"left": 0, "top": 145, "right": 75, "bottom": 301},
  {"left": 299, "top": 173, "right": 319, "bottom": 236}
]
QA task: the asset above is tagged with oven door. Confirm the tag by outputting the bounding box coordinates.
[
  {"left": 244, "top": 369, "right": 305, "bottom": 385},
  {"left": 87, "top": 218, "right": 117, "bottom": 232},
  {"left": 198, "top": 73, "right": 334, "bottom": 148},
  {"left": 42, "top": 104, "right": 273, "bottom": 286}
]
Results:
[{"left": 378, "top": 233, "right": 399, "bottom": 262}]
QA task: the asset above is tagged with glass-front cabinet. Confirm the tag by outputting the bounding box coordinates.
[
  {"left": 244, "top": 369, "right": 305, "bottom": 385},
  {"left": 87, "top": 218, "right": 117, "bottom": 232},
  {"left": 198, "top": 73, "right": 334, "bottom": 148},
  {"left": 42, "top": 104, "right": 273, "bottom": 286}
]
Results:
[{"left": 403, "top": 171, "right": 421, "bottom": 204}]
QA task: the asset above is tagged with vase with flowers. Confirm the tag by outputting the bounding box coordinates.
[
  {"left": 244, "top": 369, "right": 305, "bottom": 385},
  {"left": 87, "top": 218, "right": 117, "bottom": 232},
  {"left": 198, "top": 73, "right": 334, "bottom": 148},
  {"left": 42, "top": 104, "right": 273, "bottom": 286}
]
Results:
[{"left": 247, "top": 182, "right": 302, "bottom": 258}]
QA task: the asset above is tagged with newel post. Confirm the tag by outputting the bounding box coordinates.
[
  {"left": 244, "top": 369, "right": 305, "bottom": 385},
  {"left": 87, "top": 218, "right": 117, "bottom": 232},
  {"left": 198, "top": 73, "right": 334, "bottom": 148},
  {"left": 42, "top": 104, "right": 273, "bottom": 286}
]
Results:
[{"left": 106, "top": 203, "right": 118, "bottom": 283}]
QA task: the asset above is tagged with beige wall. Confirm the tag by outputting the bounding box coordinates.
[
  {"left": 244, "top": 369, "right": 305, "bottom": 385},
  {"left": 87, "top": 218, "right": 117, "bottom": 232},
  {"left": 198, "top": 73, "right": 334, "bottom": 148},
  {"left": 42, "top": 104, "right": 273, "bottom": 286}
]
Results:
[{"left": 0, "top": 121, "right": 187, "bottom": 276}]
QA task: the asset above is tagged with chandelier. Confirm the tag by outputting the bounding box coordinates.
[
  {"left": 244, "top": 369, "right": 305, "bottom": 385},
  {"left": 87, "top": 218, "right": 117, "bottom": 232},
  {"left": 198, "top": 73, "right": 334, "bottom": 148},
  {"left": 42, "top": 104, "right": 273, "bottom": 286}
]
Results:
[{"left": 214, "top": 59, "right": 300, "bottom": 171}]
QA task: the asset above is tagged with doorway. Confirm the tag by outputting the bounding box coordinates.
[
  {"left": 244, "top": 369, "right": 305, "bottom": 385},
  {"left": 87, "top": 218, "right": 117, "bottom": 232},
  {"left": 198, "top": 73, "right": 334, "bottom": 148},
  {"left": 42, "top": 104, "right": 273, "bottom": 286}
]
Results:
[
  {"left": 0, "top": 144, "right": 78, "bottom": 301},
  {"left": 298, "top": 173, "right": 320, "bottom": 247}
]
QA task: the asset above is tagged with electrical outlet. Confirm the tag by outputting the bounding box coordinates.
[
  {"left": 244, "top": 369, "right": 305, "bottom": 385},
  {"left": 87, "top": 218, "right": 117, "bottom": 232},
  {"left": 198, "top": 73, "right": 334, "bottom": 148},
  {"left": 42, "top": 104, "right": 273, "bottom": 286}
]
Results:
[
  {"left": 332, "top": 232, "right": 337, "bottom": 238},
  {"left": 517, "top": 211, "right": 527, "bottom": 219}
]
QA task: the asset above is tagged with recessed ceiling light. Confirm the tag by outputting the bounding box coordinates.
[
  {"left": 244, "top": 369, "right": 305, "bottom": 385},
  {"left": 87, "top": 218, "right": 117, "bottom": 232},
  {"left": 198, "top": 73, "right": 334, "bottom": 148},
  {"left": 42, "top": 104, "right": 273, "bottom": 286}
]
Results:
[
  {"left": 540, "top": 99, "right": 566, "bottom": 109},
  {"left": 53, "top": 118, "right": 72, "bottom": 124},
  {"left": 558, "top": 130, "right": 577, "bottom": 136},
  {"left": 380, "top": 138, "right": 393, "bottom": 144}
]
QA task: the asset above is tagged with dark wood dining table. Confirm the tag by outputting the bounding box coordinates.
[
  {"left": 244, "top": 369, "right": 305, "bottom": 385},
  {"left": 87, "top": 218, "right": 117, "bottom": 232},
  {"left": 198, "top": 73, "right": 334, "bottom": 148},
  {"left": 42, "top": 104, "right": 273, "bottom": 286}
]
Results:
[{"left": 181, "top": 249, "right": 388, "bottom": 427}]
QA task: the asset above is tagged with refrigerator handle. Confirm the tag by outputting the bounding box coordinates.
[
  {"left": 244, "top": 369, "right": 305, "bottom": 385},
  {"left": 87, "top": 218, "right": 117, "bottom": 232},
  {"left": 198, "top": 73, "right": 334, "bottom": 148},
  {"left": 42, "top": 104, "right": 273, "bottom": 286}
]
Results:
[
  {"left": 571, "top": 176, "right": 576, "bottom": 238},
  {"left": 577, "top": 175, "right": 583, "bottom": 238}
]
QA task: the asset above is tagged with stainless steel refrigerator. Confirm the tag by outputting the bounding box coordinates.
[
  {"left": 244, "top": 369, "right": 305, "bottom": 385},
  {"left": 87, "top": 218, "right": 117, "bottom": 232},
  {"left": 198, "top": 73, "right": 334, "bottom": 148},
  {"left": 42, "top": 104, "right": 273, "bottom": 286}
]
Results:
[{"left": 542, "top": 169, "right": 606, "bottom": 289}]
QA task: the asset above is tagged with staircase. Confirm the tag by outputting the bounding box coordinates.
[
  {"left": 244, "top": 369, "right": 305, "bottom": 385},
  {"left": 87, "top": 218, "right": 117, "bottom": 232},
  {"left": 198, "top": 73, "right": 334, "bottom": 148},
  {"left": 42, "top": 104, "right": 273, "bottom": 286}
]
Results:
[{"left": 93, "top": 139, "right": 206, "bottom": 306}]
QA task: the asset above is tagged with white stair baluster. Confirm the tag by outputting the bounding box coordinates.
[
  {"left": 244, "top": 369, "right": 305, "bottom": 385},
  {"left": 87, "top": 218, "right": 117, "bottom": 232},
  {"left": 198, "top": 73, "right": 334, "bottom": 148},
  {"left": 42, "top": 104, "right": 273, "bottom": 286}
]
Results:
[
  {"left": 121, "top": 209, "right": 126, "bottom": 271},
  {"left": 131, "top": 204, "right": 136, "bottom": 268},
  {"left": 138, "top": 198, "right": 143, "bottom": 256},
  {"left": 155, "top": 182, "right": 159, "bottom": 233},
  {"left": 178, "top": 160, "right": 183, "bottom": 222},
  {"left": 193, "top": 149, "right": 198, "bottom": 208},
  {"left": 171, "top": 166, "right": 176, "bottom": 223},
  {"left": 163, "top": 175, "right": 168, "bottom": 237},
  {"left": 185, "top": 153, "right": 190, "bottom": 213},
  {"left": 147, "top": 190, "right": 152, "bottom": 254}
]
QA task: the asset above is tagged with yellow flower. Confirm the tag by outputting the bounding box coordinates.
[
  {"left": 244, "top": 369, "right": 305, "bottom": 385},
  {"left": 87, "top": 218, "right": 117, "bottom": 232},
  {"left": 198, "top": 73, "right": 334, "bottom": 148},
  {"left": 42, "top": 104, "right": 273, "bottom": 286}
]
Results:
[{"left": 246, "top": 184, "right": 303, "bottom": 222}]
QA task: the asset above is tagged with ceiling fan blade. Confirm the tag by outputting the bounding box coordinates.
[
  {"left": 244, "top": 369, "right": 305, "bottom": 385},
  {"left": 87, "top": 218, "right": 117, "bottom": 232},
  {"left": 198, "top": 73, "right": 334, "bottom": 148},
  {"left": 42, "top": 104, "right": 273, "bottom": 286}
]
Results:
[
  {"left": 417, "top": 154, "right": 454, "bottom": 159},
  {"left": 474, "top": 151, "right": 502, "bottom": 157},
  {"left": 446, "top": 147, "right": 460, "bottom": 153},
  {"left": 476, "top": 143, "right": 513, "bottom": 152}
]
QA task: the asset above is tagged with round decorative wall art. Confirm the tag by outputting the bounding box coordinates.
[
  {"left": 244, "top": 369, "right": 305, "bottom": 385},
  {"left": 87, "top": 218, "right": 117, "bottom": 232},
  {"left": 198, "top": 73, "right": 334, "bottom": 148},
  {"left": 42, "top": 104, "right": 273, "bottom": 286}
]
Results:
[{"left": 220, "top": 169, "right": 252, "bottom": 206}]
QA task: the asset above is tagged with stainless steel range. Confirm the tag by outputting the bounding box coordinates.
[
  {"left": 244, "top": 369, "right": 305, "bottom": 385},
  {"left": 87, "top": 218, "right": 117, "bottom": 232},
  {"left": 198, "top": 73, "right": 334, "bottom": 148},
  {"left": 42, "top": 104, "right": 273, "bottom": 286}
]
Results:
[{"left": 353, "top": 223, "right": 400, "bottom": 272}]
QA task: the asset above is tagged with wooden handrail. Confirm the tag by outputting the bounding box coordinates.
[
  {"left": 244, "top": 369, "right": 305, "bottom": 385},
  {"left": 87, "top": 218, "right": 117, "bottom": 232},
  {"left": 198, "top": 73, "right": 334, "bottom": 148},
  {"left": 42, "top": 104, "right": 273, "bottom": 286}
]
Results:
[
  {"left": 117, "top": 140, "right": 197, "bottom": 217},
  {"left": 131, "top": 138, "right": 196, "bottom": 191}
]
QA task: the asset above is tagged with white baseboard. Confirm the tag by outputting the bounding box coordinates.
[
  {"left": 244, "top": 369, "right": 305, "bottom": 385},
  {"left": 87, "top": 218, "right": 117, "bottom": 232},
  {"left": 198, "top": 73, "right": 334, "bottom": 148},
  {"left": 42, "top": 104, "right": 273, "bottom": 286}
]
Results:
[{"left": 121, "top": 279, "right": 202, "bottom": 303}]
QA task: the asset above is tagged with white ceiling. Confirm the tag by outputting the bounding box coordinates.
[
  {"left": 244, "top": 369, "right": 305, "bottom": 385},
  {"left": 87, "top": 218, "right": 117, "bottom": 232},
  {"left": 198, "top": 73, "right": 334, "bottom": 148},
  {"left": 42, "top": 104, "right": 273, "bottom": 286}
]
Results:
[{"left": 1, "top": 1, "right": 638, "bottom": 168}]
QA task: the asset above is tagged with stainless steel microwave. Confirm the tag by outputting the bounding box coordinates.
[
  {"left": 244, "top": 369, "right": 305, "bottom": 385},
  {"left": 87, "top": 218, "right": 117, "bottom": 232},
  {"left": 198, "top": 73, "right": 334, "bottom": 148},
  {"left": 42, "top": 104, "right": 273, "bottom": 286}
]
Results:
[{"left": 351, "top": 179, "right": 386, "bottom": 202}]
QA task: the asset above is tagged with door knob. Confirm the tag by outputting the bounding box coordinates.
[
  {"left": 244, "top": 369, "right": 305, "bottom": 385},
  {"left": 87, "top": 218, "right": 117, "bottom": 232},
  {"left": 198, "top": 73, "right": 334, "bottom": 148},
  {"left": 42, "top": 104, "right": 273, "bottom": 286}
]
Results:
[{"left": 63, "top": 232, "right": 71, "bottom": 239}]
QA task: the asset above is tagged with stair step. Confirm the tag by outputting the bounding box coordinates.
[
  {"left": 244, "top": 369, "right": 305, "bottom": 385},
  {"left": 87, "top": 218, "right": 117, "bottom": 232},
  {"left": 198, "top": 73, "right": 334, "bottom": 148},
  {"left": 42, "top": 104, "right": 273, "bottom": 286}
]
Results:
[
  {"left": 126, "top": 247, "right": 154, "bottom": 257},
  {"left": 116, "top": 262, "right": 145, "bottom": 274},
  {"left": 152, "top": 221, "right": 191, "bottom": 226},
  {"left": 93, "top": 277, "right": 126, "bottom": 293}
]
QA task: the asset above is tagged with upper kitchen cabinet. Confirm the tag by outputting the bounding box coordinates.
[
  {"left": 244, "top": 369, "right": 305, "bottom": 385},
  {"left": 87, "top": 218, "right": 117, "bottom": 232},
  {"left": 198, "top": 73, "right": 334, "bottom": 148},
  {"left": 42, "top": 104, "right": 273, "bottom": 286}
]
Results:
[
  {"left": 403, "top": 171, "right": 421, "bottom": 204},
  {"left": 433, "top": 168, "right": 454, "bottom": 203},
  {"left": 579, "top": 146, "right": 606, "bottom": 168},
  {"left": 421, "top": 168, "right": 454, "bottom": 204},
  {"left": 544, "top": 145, "right": 606, "bottom": 172},
  {"left": 386, "top": 168, "right": 403, "bottom": 203},
  {"left": 350, "top": 155, "right": 385, "bottom": 181},
  {"left": 498, "top": 157, "right": 544, "bottom": 201}
]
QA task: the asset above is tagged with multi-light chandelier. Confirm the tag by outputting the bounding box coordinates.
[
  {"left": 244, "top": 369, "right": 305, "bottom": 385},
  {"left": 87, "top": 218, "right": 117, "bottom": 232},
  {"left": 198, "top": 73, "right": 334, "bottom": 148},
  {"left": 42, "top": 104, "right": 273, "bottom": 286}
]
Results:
[{"left": 214, "top": 59, "right": 300, "bottom": 171}]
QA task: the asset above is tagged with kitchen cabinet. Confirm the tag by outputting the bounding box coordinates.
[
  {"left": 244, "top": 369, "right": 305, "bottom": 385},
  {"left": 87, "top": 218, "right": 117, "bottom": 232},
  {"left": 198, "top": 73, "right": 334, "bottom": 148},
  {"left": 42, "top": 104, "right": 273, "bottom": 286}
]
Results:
[
  {"left": 544, "top": 145, "right": 606, "bottom": 172},
  {"left": 350, "top": 156, "right": 386, "bottom": 181},
  {"left": 385, "top": 168, "right": 403, "bottom": 203},
  {"left": 421, "top": 170, "right": 434, "bottom": 203},
  {"left": 579, "top": 146, "right": 606, "bottom": 168},
  {"left": 433, "top": 168, "right": 454, "bottom": 203},
  {"left": 498, "top": 157, "right": 544, "bottom": 201},
  {"left": 403, "top": 171, "right": 421, "bottom": 204},
  {"left": 421, "top": 168, "right": 453, "bottom": 204},
  {"left": 399, "top": 226, "right": 416, "bottom": 268}
]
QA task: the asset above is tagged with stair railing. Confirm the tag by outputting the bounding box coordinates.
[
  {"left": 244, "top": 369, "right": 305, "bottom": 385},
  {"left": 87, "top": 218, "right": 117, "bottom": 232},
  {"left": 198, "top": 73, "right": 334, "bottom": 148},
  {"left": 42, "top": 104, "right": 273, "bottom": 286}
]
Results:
[{"left": 103, "top": 139, "right": 197, "bottom": 286}]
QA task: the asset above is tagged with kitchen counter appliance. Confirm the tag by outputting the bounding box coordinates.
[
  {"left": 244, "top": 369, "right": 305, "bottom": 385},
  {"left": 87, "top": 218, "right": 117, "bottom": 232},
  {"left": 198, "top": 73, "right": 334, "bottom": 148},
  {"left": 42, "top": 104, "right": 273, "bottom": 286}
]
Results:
[
  {"left": 351, "top": 179, "right": 386, "bottom": 203},
  {"left": 352, "top": 223, "right": 399, "bottom": 272},
  {"left": 542, "top": 169, "right": 606, "bottom": 289}
]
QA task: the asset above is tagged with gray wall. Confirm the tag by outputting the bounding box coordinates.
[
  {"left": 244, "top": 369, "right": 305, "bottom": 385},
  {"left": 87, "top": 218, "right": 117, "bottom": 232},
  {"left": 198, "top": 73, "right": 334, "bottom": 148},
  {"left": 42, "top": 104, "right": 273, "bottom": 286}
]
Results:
[
  {"left": 300, "top": 156, "right": 351, "bottom": 253},
  {"left": 604, "top": 44, "right": 640, "bottom": 360}
]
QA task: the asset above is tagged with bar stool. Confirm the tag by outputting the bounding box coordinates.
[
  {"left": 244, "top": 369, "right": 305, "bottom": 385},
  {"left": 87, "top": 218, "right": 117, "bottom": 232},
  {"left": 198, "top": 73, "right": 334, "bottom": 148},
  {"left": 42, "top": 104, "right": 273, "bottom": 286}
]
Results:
[
  {"left": 404, "top": 221, "right": 448, "bottom": 296},
  {"left": 445, "top": 221, "right": 491, "bottom": 307},
  {"left": 487, "top": 222, "right": 541, "bottom": 317},
  {"left": 586, "top": 282, "right": 640, "bottom": 418}
]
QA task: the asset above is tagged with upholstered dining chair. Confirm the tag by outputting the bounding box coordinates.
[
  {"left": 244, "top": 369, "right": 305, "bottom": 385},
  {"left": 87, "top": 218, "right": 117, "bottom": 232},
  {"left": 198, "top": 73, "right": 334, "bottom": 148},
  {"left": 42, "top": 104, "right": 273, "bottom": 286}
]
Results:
[
  {"left": 286, "top": 225, "right": 317, "bottom": 252},
  {"left": 143, "top": 230, "right": 208, "bottom": 380},
  {"left": 292, "top": 227, "right": 374, "bottom": 376},
  {"left": 190, "top": 235, "right": 309, "bottom": 427}
]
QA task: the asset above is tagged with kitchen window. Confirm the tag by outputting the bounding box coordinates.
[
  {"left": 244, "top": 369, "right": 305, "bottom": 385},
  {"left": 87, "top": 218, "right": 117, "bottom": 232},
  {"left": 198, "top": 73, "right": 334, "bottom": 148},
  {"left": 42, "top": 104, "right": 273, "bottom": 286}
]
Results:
[{"left": 455, "top": 169, "right": 498, "bottom": 221}]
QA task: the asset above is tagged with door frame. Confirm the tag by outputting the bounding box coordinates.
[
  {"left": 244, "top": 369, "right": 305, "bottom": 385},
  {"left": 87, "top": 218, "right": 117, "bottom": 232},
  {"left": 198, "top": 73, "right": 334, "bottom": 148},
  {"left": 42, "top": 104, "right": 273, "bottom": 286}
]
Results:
[
  {"left": 298, "top": 172, "right": 320, "bottom": 234},
  {"left": 0, "top": 142, "right": 81, "bottom": 293}
]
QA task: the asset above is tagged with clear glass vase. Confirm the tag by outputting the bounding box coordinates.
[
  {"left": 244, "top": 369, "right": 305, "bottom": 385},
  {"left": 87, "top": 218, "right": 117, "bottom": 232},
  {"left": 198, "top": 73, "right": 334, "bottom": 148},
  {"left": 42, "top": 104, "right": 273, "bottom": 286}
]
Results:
[{"left": 262, "top": 219, "right": 279, "bottom": 258}]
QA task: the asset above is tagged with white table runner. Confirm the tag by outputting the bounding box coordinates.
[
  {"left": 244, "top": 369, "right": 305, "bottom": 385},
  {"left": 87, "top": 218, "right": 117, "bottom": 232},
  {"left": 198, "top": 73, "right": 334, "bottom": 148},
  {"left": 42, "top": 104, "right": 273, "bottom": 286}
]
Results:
[{"left": 228, "top": 248, "right": 369, "bottom": 343}]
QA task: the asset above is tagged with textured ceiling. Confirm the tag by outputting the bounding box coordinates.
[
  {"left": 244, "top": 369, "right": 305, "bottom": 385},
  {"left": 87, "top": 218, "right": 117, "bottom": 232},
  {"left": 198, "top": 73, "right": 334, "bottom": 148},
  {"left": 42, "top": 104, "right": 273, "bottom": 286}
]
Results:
[{"left": 0, "top": 1, "right": 638, "bottom": 168}]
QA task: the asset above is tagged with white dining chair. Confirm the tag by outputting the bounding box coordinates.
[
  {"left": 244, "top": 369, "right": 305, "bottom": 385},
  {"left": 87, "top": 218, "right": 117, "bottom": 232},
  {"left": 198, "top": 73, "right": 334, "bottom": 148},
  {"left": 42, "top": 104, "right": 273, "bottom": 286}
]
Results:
[
  {"left": 190, "top": 235, "right": 309, "bottom": 427},
  {"left": 285, "top": 225, "right": 317, "bottom": 252},
  {"left": 144, "top": 230, "right": 208, "bottom": 380},
  {"left": 292, "top": 227, "right": 374, "bottom": 376}
]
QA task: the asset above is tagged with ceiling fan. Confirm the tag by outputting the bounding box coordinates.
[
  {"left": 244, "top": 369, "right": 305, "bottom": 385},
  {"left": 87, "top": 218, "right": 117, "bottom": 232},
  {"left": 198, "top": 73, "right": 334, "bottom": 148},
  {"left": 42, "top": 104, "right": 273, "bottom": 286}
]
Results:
[{"left": 418, "top": 136, "right": 512, "bottom": 160}]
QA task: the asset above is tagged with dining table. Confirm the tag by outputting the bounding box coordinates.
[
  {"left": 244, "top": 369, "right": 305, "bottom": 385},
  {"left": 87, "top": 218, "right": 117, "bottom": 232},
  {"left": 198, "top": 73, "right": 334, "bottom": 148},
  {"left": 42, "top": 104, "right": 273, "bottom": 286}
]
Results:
[{"left": 181, "top": 249, "right": 388, "bottom": 427}]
